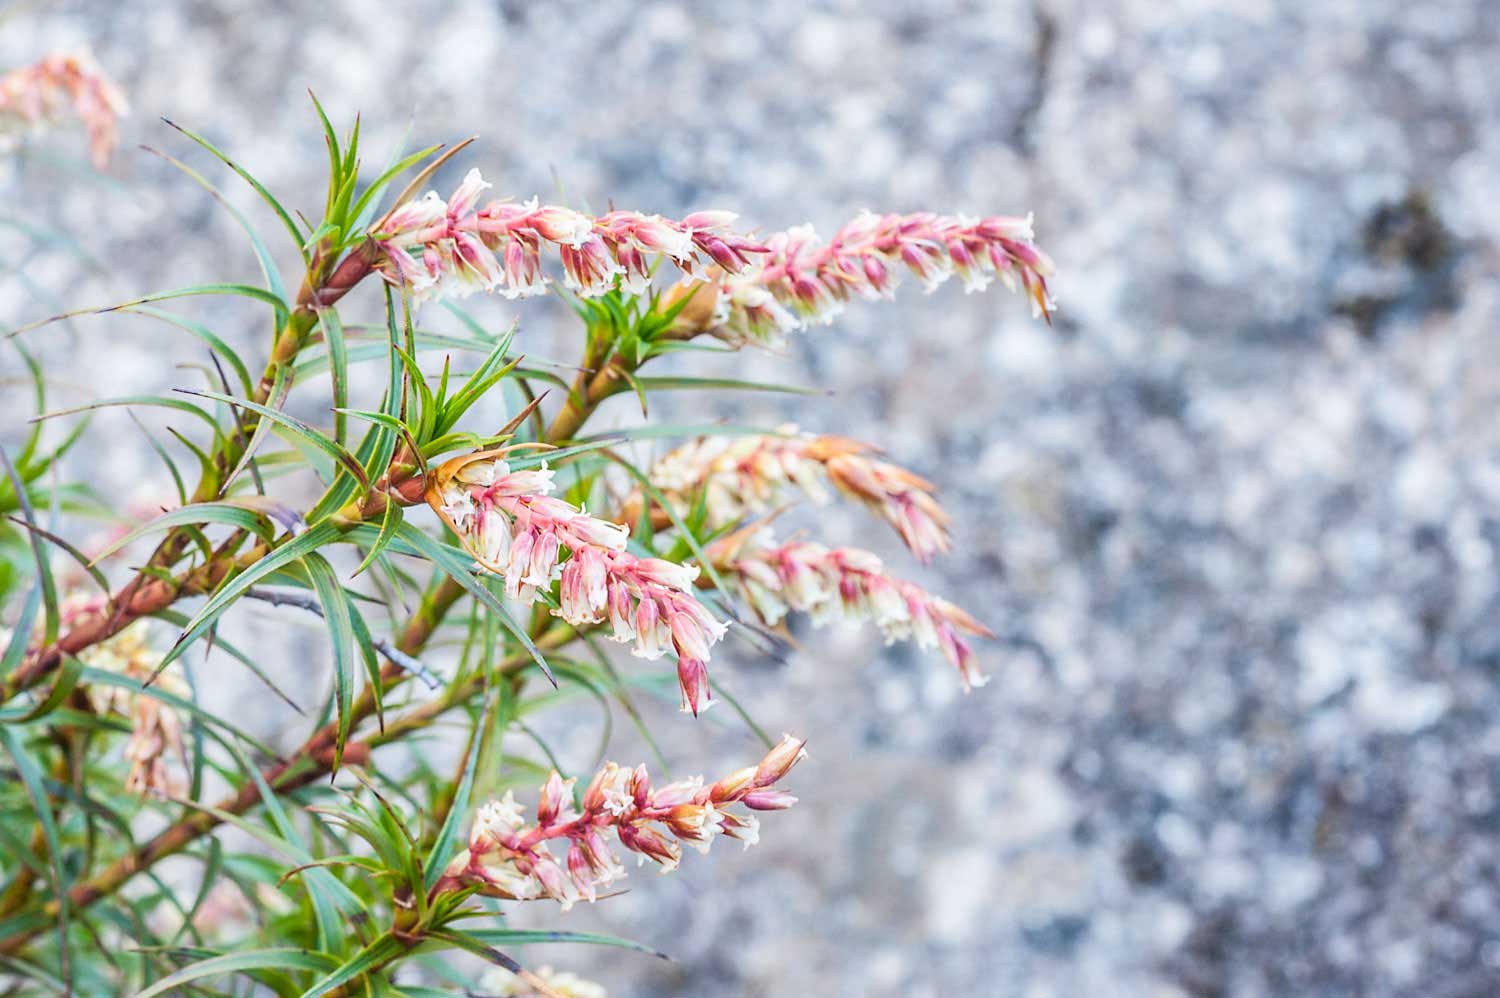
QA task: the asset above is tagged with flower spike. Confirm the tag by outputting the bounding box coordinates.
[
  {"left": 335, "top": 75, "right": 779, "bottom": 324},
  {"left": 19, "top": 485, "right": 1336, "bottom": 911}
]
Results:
[
  {"left": 722, "top": 536, "right": 993, "bottom": 691},
  {"left": 428, "top": 448, "right": 728, "bottom": 713},
  {"left": 649, "top": 426, "right": 953, "bottom": 562},
  {"left": 438, "top": 736, "right": 808, "bottom": 908},
  {"left": 0, "top": 50, "right": 128, "bottom": 167},
  {"left": 372, "top": 170, "right": 766, "bottom": 303},
  {"left": 671, "top": 209, "right": 1055, "bottom": 346}
]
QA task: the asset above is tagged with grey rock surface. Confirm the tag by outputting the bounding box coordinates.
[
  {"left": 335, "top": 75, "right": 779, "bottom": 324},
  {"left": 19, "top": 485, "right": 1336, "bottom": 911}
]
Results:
[{"left": 4, "top": 1, "right": 1500, "bottom": 996}]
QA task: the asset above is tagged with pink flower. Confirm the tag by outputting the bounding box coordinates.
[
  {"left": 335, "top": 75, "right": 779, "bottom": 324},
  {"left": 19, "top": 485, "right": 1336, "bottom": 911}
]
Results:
[
  {"left": 725, "top": 537, "right": 993, "bottom": 691},
  {"left": 694, "top": 209, "right": 1055, "bottom": 346},
  {"left": 428, "top": 448, "right": 728, "bottom": 713},
  {"left": 438, "top": 736, "right": 807, "bottom": 907},
  {"left": 0, "top": 50, "right": 129, "bottom": 168},
  {"left": 650, "top": 427, "right": 953, "bottom": 562},
  {"left": 371, "top": 171, "right": 765, "bottom": 303}
]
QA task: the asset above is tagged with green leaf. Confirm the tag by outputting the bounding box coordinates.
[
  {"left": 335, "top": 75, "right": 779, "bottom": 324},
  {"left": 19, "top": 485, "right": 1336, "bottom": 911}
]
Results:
[
  {"left": 422, "top": 690, "right": 492, "bottom": 889},
  {"left": 88, "top": 501, "right": 275, "bottom": 564},
  {"left": 420, "top": 929, "right": 520, "bottom": 975},
  {"left": 0, "top": 654, "right": 82, "bottom": 722},
  {"left": 3, "top": 515, "right": 110, "bottom": 599},
  {"left": 142, "top": 143, "right": 291, "bottom": 314},
  {"left": 385, "top": 523, "right": 555, "bottom": 687},
  {"left": 0, "top": 726, "right": 70, "bottom": 986},
  {"left": 173, "top": 770, "right": 365, "bottom": 954},
  {"left": 295, "top": 933, "right": 404, "bottom": 998},
  {"left": 5, "top": 284, "right": 290, "bottom": 340},
  {"left": 35, "top": 394, "right": 223, "bottom": 435},
  {"left": 353, "top": 500, "right": 403, "bottom": 578},
  {"left": 0, "top": 443, "right": 57, "bottom": 644},
  {"left": 309, "top": 91, "right": 344, "bottom": 221},
  {"left": 133, "top": 948, "right": 340, "bottom": 998},
  {"left": 456, "top": 926, "right": 667, "bottom": 958},
  {"left": 131, "top": 412, "right": 188, "bottom": 505},
  {"left": 301, "top": 552, "right": 358, "bottom": 770},
  {"left": 161, "top": 521, "right": 343, "bottom": 670},
  {"left": 128, "top": 308, "right": 254, "bottom": 397},
  {"left": 163, "top": 118, "right": 310, "bottom": 258},
  {"left": 181, "top": 388, "right": 372, "bottom": 495},
  {"left": 318, "top": 307, "right": 351, "bottom": 447},
  {"left": 1, "top": 581, "right": 42, "bottom": 675}
]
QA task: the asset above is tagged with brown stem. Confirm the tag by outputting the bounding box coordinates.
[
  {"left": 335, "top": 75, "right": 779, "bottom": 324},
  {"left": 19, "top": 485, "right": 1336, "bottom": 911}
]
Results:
[
  {"left": 543, "top": 355, "right": 632, "bottom": 443},
  {"left": 1, "top": 249, "right": 377, "bottom": 706},
  {"left": 0, "top": 320, "right": 620, "bottom": 958}
]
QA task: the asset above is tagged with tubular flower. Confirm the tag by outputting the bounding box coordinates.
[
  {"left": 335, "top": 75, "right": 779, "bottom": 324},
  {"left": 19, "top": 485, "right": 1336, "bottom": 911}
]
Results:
[
  {"left": 725, "top": 538, "right": 993, "bottom": 691},
  {"left": 428, "top": 449, "right": 728, "bottom": 714},
  {"left": 370, "top": 168, "right": 765, "bottom": 303},
  {"left": 650, "top": 426, "right": 952, "bottom": 562},
  {"left": 437, "top": 736, "right": 807, "bottom": 909},
  {"left": 58, "top": 598, "right": 189, "bottom": 796},
  {"left": 0, "top": 51, "right": 128, "bottom": 168},
  {"left": 679, "top": 210, "right": 1055, "bottom": 346}
]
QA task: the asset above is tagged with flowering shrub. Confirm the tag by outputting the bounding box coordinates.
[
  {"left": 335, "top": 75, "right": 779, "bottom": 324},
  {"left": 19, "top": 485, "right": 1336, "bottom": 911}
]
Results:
[{"left": 0, "top": 64, "right": 1053, "bottom": 995}]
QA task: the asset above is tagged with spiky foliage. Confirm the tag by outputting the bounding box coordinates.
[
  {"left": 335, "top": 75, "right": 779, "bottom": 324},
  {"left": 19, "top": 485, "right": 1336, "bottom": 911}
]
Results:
[{"left": 0, "top": 95, "right": 1052, "bottom": 996}]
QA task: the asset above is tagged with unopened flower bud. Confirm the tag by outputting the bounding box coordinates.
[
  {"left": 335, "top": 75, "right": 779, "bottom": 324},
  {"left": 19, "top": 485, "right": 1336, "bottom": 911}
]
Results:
[
  {"left": 536, "top": 771, "right": 569, "bottom": 827},
  {"left": 754, "top": 734, "right": 808, "bottom": 787},
  {"left": 741, "top": 789, "right": 799, "bottom": 811},
  {"left": 708, "top": 766, "right": 758, "bottom": 803}
]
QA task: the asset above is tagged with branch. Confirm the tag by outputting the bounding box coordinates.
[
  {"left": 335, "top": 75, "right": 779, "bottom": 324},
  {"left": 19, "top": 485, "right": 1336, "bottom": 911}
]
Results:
[
  {"left": 0, "top": 326, "right": 627, "bottom": 957},
  {"left": 0, "top": 259, "right": 372, "bottom": 705}
]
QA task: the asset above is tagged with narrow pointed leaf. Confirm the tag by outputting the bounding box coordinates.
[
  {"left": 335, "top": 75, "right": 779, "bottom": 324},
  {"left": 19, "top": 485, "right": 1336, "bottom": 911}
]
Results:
[
  {"left": 161, "top": 521, "right": 343, "bottom": 670},
  {"left": 302, "top": 552, "right": 358, "bottom": 768},
  {"left": 133, "top": 948, "right": 340, "bottom": 998},
  {"left": 163, "top": 117, "right": 310, "bottom": 257}
]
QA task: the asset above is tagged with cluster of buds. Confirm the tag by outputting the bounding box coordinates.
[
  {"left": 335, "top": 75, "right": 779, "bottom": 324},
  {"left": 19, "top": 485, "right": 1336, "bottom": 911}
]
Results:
[
  {"left": 437, "top": 735, "right": 807, "bottom": 909},
  {"left": 428, "top": 449, "right": 728, "bottom": 714},
  {"left": 673, "top": 210, "right": 1054, "bottom": 346},
  {"left": 649, "top": 427, "right": 952, "bottom": 562},
  {"left": 0, "top": 50, "right": 127, "bottom": 168},
  {"left": 724, "top": 538, "right": 992, "bottom": 691},
  {"left": 482, "top": 966, "right": 606, "bottom": 998},
  {"left": 52, "top": 596, "right": 189, "bottom": 796},
  {"left": 370, "top": 168, "right": 764, "bottom": 303}
]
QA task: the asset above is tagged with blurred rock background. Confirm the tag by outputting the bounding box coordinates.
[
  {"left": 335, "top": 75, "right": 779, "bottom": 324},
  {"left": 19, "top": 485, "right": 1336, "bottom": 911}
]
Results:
[{"left": 4, "top": 1, "right": 1500, "bottom": 996}]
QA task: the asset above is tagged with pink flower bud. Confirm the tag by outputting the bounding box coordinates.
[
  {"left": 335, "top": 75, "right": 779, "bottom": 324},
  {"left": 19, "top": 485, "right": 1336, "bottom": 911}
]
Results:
[
  {"left": 617, "top": 823, "right": 681, "bottom": 870},
  {"left": 528, "top": 205, "right": 594, "bottom": 246},
  {"left": 741, "top": 788, "right": 799, "bottom": 811},
  {"left": 536, "top": 771, "right": 567, "bottom": 827},
  {"left": 447, "top": 168, "right": 492, "bottom": 219},
  {"left": 632, "top": 598, "right": 665, "bottom": 659},
  {"left": 754, "top": 734, "right": 808, "bottom": 787},
  {"left": 607, "top": 580, "right": 636, "bottom": 643},
  {"left": 676, "top": 656, "right": 713, "bottom": 716},
  {"left": 566, "top": 842, "right": 597, "bottom": 901},
  {"left": 681, "top": 210, "right": 738, "bottom": 231},
  {"left": 630, "top": 557, "right": 699, "bottom": 591},
  {"left": 708, "top": 766, "right": 757, "bottom": 803},
  {"left": 630, "top": 764, "right": 652, "bottom": 808}
]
